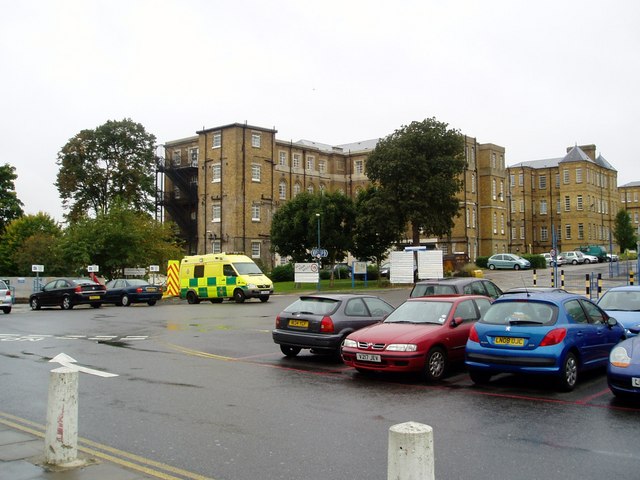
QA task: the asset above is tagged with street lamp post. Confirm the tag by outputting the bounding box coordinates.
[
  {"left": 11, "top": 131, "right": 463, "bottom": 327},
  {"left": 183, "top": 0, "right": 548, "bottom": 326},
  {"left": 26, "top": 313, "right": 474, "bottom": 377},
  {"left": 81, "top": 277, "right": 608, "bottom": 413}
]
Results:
[{"left": 316, "top": 213, "right": 321, "bottom": 291}]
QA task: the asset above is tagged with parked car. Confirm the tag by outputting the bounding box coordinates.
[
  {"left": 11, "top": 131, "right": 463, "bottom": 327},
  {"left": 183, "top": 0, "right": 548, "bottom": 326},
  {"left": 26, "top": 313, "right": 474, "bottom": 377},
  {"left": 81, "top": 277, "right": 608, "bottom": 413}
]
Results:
[
  {"left": 487, "top": 254, "right": 531, "bottom": 270},
  {"left": 29, "top": 278, "right": 106, "bottom": 310},
  {"left": 607, "top": 326, "right": 640, "bottom": 399},
  {"left": 542, "top": 253, "right": 566, "bottom": 267},
  {"left": 0, "top": 279, "right": 12, "bottom": 314},
  {"left": 607, "top": 253, "right": 619, "bottom": 262},
  {"left": 272, "top": 294, "right": 395, "bottom": 357},
  {"left": 577, "top": 245, "right": 608, "bottom": 263},
  {"left": 104, "top": 279, "right": 163, "bottom": 306},
  {"left": 561, "top": 251, "right": 585, "bottom": 265},
  {"left": 501, "top": 286, "right": 569, "bottom": 295},
  {"left": 410, "top": 277, "right": 502, "bottom": 300},
  {"left": 580, "top": 252, "right": 599, "bottom": 264},
  {"left": 465, "top": 292, "right": 625, "bottom": 391},
  {"left": 597, "top": 286, "right": 640, "bottom": 336},
  {"left": 341, "top": 295, "right": 492, "bottom": 381}
]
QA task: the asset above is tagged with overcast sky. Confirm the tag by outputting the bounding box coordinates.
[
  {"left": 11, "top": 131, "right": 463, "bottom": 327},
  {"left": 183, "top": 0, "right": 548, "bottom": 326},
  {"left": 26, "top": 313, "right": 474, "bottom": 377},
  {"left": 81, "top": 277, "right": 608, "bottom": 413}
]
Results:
[{"left": 2, "top": 0, "right": 639, "bottom": 222}]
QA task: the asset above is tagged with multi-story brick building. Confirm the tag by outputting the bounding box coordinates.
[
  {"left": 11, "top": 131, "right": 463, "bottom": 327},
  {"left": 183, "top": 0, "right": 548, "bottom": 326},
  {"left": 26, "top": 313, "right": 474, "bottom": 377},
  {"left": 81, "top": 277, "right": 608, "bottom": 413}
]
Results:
[
  {"left": 160, "top": 123, "right": 620, "bottom": 267},
  {"left": 619, "top": 181, "right": 640, "bottom": 234},
  {"left": 506, "top": 144, "right": 619, "bottom": 255}
]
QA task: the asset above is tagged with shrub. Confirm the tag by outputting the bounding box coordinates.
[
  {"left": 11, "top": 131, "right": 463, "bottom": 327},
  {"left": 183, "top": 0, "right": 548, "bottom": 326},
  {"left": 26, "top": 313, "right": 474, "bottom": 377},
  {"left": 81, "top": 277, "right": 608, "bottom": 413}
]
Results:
[
  {"left": 270, "top": 263, "right": 294, "bottom": 282},
  {"left": 522, "top": 254, "right": 546, "bottom": 269},
  {"left": 475, "top": 256, "right": 489, "bottom": 269}
]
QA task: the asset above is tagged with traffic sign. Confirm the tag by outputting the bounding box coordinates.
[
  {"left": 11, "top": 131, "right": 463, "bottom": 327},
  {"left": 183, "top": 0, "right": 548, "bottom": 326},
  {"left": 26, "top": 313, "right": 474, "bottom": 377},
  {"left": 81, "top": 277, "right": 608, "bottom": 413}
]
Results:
[
  {"left": 550, "top": 249, "right": 557, "bottom": 257},
  {"left": 32, "top": 264, "right": 44, "bottom": 272},
  {"left": 311, "top": 248, "right": 328, "bottom": 258},
  {"left": 87, "top": 265, "right": 99, "bottom": 272}
]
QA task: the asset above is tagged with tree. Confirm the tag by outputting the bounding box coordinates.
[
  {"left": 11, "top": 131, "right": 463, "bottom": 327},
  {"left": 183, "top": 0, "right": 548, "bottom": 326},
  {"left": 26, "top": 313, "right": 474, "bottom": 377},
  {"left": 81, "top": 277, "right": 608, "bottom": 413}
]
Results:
[
  {"left": 351, "top": 186, "right": 405, "bottom": 277},
  {"left": 613, "top": 209, "right": 637, "bottom": 253},
  {"left": 271, "top": 192, "right": 356, "bottom": 276},
  {"left": 365, "top": 118, "right": 466, "bottom": 245},
  {"left": 0, "top": 213, "right": 62, "bottom": 275},
  {"left": 0, "top": 164, "right": 24, "bottom": 234},
  {"left": 59, "top": 203, "right": 184, "bottom": 279},
  {"left": 55, "top": 118, "right": 157, "bottom": 222}
]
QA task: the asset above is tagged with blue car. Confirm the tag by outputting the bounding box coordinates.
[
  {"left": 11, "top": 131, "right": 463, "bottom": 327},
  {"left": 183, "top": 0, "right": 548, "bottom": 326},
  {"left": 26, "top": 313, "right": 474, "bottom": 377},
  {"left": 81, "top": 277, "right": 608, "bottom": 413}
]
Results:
[
  {"left": 465, "top": 292, "right": 625, "bottom": 391},
  {"left": 104, "top": 279, "right": 163, "bottom": 306},
  {"left": 608, "top": 327, "right": 640, "bottom": 399},
  {"left": 597, "top": 285, "right": 640, "bottom": 337}
]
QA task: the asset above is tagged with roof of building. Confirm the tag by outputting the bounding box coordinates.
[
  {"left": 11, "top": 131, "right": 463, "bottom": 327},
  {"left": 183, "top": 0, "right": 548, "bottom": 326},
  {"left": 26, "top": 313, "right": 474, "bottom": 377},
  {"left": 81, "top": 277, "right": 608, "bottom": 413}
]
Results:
[
  {"left": 620, "top": 181, "right": 640, "bottom": 188},
  {"left": 293, "top": 138, "right": 380, "bottom": 154},
  {"left": 509, "top": 145, "right": 616, "bottom": 172}
]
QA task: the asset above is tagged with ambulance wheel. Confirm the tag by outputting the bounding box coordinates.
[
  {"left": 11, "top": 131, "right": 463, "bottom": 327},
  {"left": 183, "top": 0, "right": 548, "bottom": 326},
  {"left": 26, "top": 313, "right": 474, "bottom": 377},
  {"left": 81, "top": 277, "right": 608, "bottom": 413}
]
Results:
[
  {"left": 186, "top": 291, "right": 200, "bottom": 304},
  {"left": 233, "top": 289, "right": 246, "bottom": 303},
  {"left": 259, "top": 295, "right": 269, "bottom": 302}
]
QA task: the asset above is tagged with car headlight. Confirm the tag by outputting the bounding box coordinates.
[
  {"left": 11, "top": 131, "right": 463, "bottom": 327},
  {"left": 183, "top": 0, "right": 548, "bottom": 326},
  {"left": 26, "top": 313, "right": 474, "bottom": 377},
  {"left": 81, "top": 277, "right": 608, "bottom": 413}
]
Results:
[
  {"left": 610, "top": 346, "right": 631, "bottom": 368},
  {"left": 342, "top": 338, "right": 357, "bottom": 348},
  {"left": 247, "top": 283, "right": 257, "bottom": 289},
  {"left": 386, "top": 344, "right": 417, "bottom": 352}
]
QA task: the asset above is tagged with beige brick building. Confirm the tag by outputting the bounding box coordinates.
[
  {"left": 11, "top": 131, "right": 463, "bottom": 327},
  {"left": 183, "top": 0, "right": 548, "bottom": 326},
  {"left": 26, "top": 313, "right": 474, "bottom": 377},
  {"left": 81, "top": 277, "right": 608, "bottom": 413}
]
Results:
[
  {"left": 506, "top": 144, "right": 619, "bottom": 256},
  {"left": 161, "top": 123, "right": 620, "bottom": 267},
  {"left": 619, "top": 181, "right": 640, "bottom": 236}
]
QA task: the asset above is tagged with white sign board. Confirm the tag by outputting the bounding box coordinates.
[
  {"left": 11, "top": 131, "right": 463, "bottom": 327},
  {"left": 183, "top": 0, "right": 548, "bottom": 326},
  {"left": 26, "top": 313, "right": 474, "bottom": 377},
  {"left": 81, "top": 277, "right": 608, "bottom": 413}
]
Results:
[
  {"left": 149, "top": 265, "right": 160, "bottom": 272},
  {"left": 417, "top": 250, "right": 444, "bottom": 280},
  {"left": 294, "top": 263, "right": 319, "bottom": 283},
  {"left": 389, "top": 251, "right": 415, "bottom": 284},
  {"left": 124, "top": 268, "right": 146, "bottom": 276},
  {"left": 32, "top": 264, "right": 45, "bottom": 272},
  {"left": 87, "top": 265, "right": 99, "bottom": 272}
]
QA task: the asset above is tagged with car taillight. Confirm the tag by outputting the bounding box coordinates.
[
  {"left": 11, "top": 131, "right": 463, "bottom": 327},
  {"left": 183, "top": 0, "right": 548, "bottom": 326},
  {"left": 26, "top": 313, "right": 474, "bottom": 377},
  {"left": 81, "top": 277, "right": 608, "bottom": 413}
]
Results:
[
  {"left": 136, "top": 287, "right": 143, "bottom": 293},
  {"left": 75, "top": 285, "right": 82, "bottom": 293},
  {"left": 468, "top": 324, "right": 479, "bottom": 343},
  {"left": 320, "top": 316, "right": 334, "bottom": 333},
  {"left": 539, "top": 328, "right": 567, "bottom": 346},
  {"left": 275, "top": 315, "right": 282, "bottom": 328}
]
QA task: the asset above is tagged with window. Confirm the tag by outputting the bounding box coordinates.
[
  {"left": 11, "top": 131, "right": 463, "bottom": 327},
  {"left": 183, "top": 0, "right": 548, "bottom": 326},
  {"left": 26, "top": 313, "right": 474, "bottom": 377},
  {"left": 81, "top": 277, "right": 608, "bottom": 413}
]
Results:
[
  {"left": 278, "top": 151, "right": 287, "bottom": 166},
  {"left": 174, "top": 186, "right": 181, "bottom": 199},
  {"left": 492, "top": 179, "right": 497, "bottom": 199},
  {"left": 251, "top": 163, "right": 261, "bottom": 182},
  {"left": 576, "top": 168, "right": 582, "bottom": 183},
  {"left": 576, "top": 195, "right": 583, "bottom": 210},
  {"left": 251, "top": 204, "right": 260, "bottom": 221},
  {"left": 293, "top": 183, "right": 301, "bottom": 196},
  {"left": 318, "top": 159, "right": 326, "bottom": 173},
  {"left": 307, "top": 184, "right": 314, "bottom": 193},
  {"left": 319, "top": 183, "right": 326, "bottom": 193},
  {"left": 520, "top": 226, "right": 525, "bottom": 239},
  {"left": 212, "top": 163, "right": 221, "bottom": 182},
  {"left": 540, "top": 199, "right": 547, "bottom": 215},
  {"left": 354, "top": 159, "right": 364, "bottom": 174},
  {"left": 172, "top": 150, "right": 181, "bottom": 166},
  {"left": 212, "top": 240, "right": 221, "bottom": 253},
  {"left": 510, "top": 174, "right": 515, "bottom": 187},
  {"left": 251, "top": 242, "right": 261, "bottom": 259},
  {"left": 635, "top": 192, "right": 639, "bottom": 203},
  {"left": 212, "top": 132, "right": 221, "bottom": 148},
  {"left": 510, "top": 198, "right": 515, "bottom": 213},
  {"left": 578, "top": 223, "right": 584, "bottom": 240},
  {"left": 189, "top": 148, "right": 199, "bottom": 166},
  {"left": 519, "top": 200, "right": 524, "bottom": 213},
  {"left": 472, "top": 207, "right": 477, "bottom": 228},
  {"left": 565, "top": 224, "right": 572, "bottom": 239},
  {"left": 541, "top": 226, "right": 548, "bottom": 241},
  {"left": 292, "top": 153, "right": 301, "bottom": 168},
  {"left": 539, "top": 175, "right": 547, "bottom": 189},
  {"left": 306, "top": 155, "right": 314, "bottom": 170},
  {"left": 511, "top": 227, "right": 517, "bottom": 241},
  {"left": 518, "top": 173, "right": 524, "bottom": 186},
  {"left": 491, "top": 153, "right": 496, "bottom": 168},
  {"left": 471, "top": 173, "right": 476, "bottom": 193},
  {"left": 279, "top": 180, "right": 286, "bottom": 200},
  {"left": 500, "top": 213, "right": 505, "bottom": 234},
  {"left": 564, "top": 195, "right": 571, "bottom": 211},
  {"left": 251, "top": 132, "right": 261, "bottom": 148},
  {"left": 500, "top": 181, "right": 504, "bottom": 200},
  {"left": 555, "top": 174, "right": 560, "bottom": 188},
  {"left": 563, "top": 169, "right": 569, "bottom": 184},
  {"left": 493, "top": 213, "right": 497, "bottom": 234},
  {"left": 212, "top": 204, "right": 221, "bottom": 222},
  {"left": 466, "top": 208, "right": 470, "bottom": 228}
]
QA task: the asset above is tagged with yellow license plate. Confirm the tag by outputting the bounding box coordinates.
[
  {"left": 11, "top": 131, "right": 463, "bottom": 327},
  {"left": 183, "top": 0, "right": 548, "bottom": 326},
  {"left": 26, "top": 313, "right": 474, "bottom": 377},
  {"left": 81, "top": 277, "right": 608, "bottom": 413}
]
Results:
[
  {"left": 147, "top": 287, "right": 157, "bottom": 292},
  {"left": 288, "top": 319, "right": 309, "bottom": 328},
  {"left": 495, "top": 336, "right": 525, "bottom": 346},
  {"left": 89, "top": 295, "right": 100, "bottom": 300}
]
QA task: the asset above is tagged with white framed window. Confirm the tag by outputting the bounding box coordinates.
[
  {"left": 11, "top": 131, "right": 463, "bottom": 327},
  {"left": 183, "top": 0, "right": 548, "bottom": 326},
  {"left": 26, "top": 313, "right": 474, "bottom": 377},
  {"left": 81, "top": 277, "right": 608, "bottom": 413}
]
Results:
[
  {"left": 472, "top": 207, "right": 477, "bottom": 228},
  {"left": 213, "top": 240, "right": 221, "bottom": 253},
  {"left": 318, "top": 159, "right": 326, "bottom": 173},
  {"left": 519, "top": 200, "right": 524, "bottom": 213},
  {"left": 635, "top": 192, "right": 639, "bottom": 202},
  {"left": 491, "top": 153, "right": 496, "bottom": 168},
  {"left": 520, "top": 226, "right": 525, "bottom": 240},
  {"left": 212, "top": 132, "right": 221, "bottom": 148},
  {"left": 511, "top": 227, "right": 517, "bottom": 241},
  {"left": 539, "top": 175, "right": 547, "bottom": 189},
  {"left": 577, "top": 195, "right": 583, "bottom": 210},
  {"left": 493, "top": 213, "right": 497, "bottom": 234},
  {"left": 540, "top": 199, "right": 547, "bottom": 215},
  {"left": 293, "top": 183, "right": 301, "bottom": 196},
  {"left": 510, "top": 174, "right": 515, "bottom": 187},
  {"left": 354, "top": 159, "right": 364, "bottom": 174},
  {"left": 565, "top": 224, "right": 572, "bottom": 240},
  {"left": 251, "top": 204, "right": 260, "bottom": 221},
  {"left": 575, "top": 168, "right": 582, "bottom": 183},
  {"left": 500, "top": 181, "right": 504, "bottom": 200},
  {"left": 251, "top": 241, "right": 261, "bottom": 259},
  {"left": 189, "top": 148, "right": 199, "bottom": 166},
  {"left": 541, "top": 226, "right": 548, "bottom": 241},
  {"left": 212, "top": 163, "right": 221, "bottom": 183},
  {"left": 251, "top": 132, "right": 261, "bottom": 148},
  {"left": 251, "top": 163, "right": 261, "bottom": 182},
  {"left": 306, "top": 155, "right": 315, "bottom": 170},
  {"left": 578, "top": 223, "right": 584, "bottom": 240},
  {"left": 278, "top": 151, "right": 287, "bottom": 166},
  {"left": 555, "top": 174, "right": 560, "bottom": 188},
  {"left": 292, "top": 153, "right": 301, "bottom": 168},
  {"left": 212, "top": 204, "right": 221, "bottom": 222},
  {"left": 518, "top": 173, "right": 524, "bottom": 186},
  {"left": 279, "top": 180, "right": 286, "bottom": 200},
  {"left": 466, "top": 208, "right": 470, "bottom": 228},
  {"left": 563, "top": 169, "right": 569, "bottom": 184},
  {"left": 564, "top": 195, "right": 570, "bottom": 211},
  {"left": 492, "top": 179, "right": 497, "bottom": 199},
  {"left": 319, "top": 183, "right": 326, "bottom": 193},
  {"left": 307, "top": 184, "right": 314, "bottom": 194},
  {"left": 471, "top": 173, "right": 476, "bottom": 193},
  {"left": 500, "top": 213, "right": 505, "bottom": 234}
]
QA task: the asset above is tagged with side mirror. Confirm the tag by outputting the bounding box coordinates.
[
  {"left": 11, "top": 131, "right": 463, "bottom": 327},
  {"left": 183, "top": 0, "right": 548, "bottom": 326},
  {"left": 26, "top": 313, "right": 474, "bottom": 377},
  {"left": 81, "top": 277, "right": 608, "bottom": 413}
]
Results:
[{"left": 606, "top": 317, "right": 618, "bottom": 328}]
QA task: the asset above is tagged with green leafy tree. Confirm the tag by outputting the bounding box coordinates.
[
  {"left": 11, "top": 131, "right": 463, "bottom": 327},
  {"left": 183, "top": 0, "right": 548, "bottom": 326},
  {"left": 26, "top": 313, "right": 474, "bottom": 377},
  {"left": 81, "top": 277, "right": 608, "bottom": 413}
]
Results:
[
  {"left": 0, "top": 164, "right": 24, "bottom": 234},
  {"left": 55, "top": 118, "right": 157, "bottom": 222},
  {"left": 14, "top": 232, "right": 66, "bottom": 276},
  {"left": 271, "top": 192, "right": 356, "bottom": 279},
  {"left": 352, "top": 186, "right": 405, "bottom": 278},
  {"left": 0, "top": 213, "right": 62, "bottom": 275},
  {"left": 613, "top": 209, "right": 637, "bottom": 253},
  {"left": 365, "top": 118, "right": 466, "bottom": 244},
  {"left": 59, "top": 203, "right": 184, "bottom": 279}
]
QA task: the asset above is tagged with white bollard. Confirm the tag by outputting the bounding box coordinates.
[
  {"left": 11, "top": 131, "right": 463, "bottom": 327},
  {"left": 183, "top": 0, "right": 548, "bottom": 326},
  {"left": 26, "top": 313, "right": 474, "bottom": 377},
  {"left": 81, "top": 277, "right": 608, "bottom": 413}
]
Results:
[
  {"left": 387, "top": 421, "right": 434, "bottom": 480},
  {"left": 44, "top": 367, "right": 80, "bottom": 466}
]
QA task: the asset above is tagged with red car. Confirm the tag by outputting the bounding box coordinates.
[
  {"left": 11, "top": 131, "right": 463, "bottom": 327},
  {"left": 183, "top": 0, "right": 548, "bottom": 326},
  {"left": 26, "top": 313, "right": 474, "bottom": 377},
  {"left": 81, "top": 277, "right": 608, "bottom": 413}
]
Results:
[{"left": 341, "top": 295, "right": 492, "bottom": 381}]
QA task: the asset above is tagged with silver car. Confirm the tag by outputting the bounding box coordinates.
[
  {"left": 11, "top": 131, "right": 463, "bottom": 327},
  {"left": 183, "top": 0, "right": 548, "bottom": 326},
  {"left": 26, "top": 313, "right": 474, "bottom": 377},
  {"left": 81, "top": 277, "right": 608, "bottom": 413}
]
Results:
[
  {"left": 0, "top": 279, "right": 12, "bottom": 314},
  {"left": 487, "top": 254, "right": 531, "bottom": 270}
]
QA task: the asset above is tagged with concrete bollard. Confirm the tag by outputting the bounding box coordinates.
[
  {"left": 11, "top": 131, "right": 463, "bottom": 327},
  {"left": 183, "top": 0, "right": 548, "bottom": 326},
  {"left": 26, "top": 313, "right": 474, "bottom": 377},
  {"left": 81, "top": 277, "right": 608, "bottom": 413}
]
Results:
[
  {"left": 388, "top": 421, "right": 434, "bottom": 480},
  {"left": 44, "top": 367, "right": 80, "bottom": 466}
]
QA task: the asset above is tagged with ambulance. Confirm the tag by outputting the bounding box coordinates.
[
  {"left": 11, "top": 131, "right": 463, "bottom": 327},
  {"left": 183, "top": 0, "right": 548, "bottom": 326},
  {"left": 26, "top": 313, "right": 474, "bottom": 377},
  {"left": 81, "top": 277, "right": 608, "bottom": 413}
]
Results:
[{"left": 179, "top": 253, "right": 273, "bottom": 303}]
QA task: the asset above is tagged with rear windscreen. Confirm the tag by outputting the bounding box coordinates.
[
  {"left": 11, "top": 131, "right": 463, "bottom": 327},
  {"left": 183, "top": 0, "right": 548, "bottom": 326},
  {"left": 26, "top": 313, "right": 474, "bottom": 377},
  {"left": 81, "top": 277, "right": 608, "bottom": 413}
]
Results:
[
  {"left": 411, "top": 284, "right": 456, "bottom": 297},
  {"left": 482, "top": 301, "right": 557, "bottom": 326},
  {"left": 284, "top": 297, "right": 339, "bottom": 315}
]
